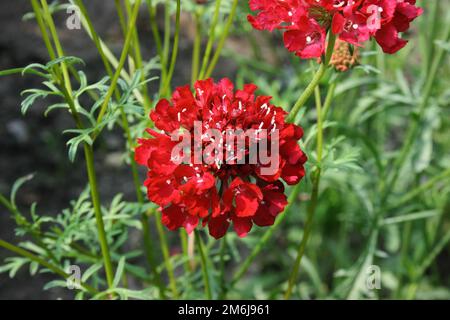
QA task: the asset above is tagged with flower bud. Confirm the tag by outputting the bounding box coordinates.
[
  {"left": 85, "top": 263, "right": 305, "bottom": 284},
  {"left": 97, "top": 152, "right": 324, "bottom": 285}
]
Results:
[{"left": 329, "top": 39, "right": 360, "bottom": 72}]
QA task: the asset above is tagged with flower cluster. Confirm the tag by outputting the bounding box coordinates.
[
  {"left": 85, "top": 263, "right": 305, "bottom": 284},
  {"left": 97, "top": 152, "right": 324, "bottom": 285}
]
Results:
[
  {"left": 135, "top": 78, "right": 307, "bottom": 239},
  {"left": 248, "top": 0, "right": 423, "bottom": 58}
]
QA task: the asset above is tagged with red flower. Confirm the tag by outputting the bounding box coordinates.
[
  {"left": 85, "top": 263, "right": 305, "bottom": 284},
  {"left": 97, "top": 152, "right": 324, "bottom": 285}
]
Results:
[
  {"left": 284, "top": 16, "right": 327, "bottom": 59},
  {"left": 248, "top": 0, "right": 422, "bottom": 58},
  {"left": 136, "top": 79, "right": 307, "bottom": 239}
]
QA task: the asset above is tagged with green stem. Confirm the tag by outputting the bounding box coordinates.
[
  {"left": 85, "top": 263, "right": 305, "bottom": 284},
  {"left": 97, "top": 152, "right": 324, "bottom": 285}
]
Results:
[
  {"left": 218, "top": 235, "right": 228, "bottom": 299},
  {"left": 195, "top": 230, "right": 212, "bottom": 300},
  {"left": 160, "top": 0, "right": 171, "bottom": 91},
  {"left": 284, "top": 169, "right": 321, "bottom": 299},
  {"left": 204, "top": 0, "right": 239, "bottom": 78},
  {"left": 285, "top": 70, "right": 328, "bottom": 298},
  {"left": 198, "top": 0, "right": 222, "bottom": 80},
  {"left": 191, "top": 10, "right": 202, "bottom": 86},
  {"left": 123, "top": 0, "right": 151, "bottom": 111},
  {"left": 58, "top": 87, "right": 115, "bottom": 284},
  {"left": 84, "top": 144, "right": 115, "bottom": 289},
  {"left": 161, "top": 0, "right": 181, "bottom": 97},
  {"left": 95, "top": 0, "right": 142, "bottom": 127},
  {"left": 114, "top": 0, "right": 128, "bottom": 37},
  {"left": 155, "top": 211, "right": 179, "bottom": 298},
  {"left": 145, "top": 0, "right": 166, "bottom": 81},
  {"left": 39, "top": 0, "right": 72, "bottom": 93},
  {"left": 287, "top": 33, "right": 336, "bottom": 123},
  {"left": 141, "top": 212, "right": 166, "bottom": 298},
  {"left": 0, "top": 239, "right": 98, "bottom": 295},
  {"left": 180, "top": 230, "right": 191, "bottom": 274},
  {"left": 322, "top": 81, "right": 336, "bottom": 120},
  {"left": 30, "top": 0, "right": 56, "bottom": 60},
  {"left": 75, "top": 0, "right": 114, "bottom": 77}
]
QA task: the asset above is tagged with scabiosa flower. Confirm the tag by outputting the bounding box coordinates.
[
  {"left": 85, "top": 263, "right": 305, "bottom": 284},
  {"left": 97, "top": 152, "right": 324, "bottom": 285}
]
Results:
[
  {"left": 135, "top": 78, "right": 307, "bottom": 239},
  {"left": 247, "top": 0, "right": 423, "bottom": 58}
]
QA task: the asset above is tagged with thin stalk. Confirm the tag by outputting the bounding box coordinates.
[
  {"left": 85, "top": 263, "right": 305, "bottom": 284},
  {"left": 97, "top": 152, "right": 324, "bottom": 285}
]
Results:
[
  {"left": 145, "top": 0, "right": 167, "bottom": 81},
  {"left": 114, "top": 0, "right": 128, "bottom": 36},
  {"left": 74, "top": 0, "right": 115, "bottom": 77},
  {"left": 284, "top": 169, "right": 321, "bottom": 299},
  {"left": 160, "top": 0, "right": 171, "bottom": 91},
  {"left": 0, "top": 239, "right": 98, "bottom": 295},
  {"left": 83, "top": 144, "right": 115, "bottom": 288},
  {"left": 218, "top": 235, "right": 228, "bottom": 299},
  {"left": 180, "top": 230, "right": 191, "bottom": 273},
  {"left": 322, "top": 82, "right": 336, "bottom": 120},
  {"left": 198, "top": 0, "right": 222, "bottom": 80},
  {"left": 95, "top": 0, "right": 142, "bottom": 127},
  {"left": 30, "top": 0, "right": 56, "bottom": 60},
  {"left": 204, "top": 0, "right": 239, "bottom": 78},
  {"left": 161, "top": 0, "right": 181, "bottom": 97},
  {"left": 155, "top": 211, "right": 179, "bottom": 298},
  {"left": 39, "top": 0, "right": 72, "bottom": 93},
  {"left": 424, "top": 0, "right": 439, "bottom": 75},
  {"left": 123, "top": 0, "right": 152, "bottom": 111},
  {"left": 287, "top": 33, "right": 336, "bottom": 123},
  {"left": 285, "top": 71, "right": 328, "bottom": 299},
  {"left": 394, "top": 221, "right": 412, "bottom": 298},
  {"left": 195, "top": 230, "right": 212, "bottom": 300},
  {"left": 141, "top": 212, "right": 166, "bottom": 298},
  {"left": 191, "top": 11, "right": 202, "bottom": 86}
]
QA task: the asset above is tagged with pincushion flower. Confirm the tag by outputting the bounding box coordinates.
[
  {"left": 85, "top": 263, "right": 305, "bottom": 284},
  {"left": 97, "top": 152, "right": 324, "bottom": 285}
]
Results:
[
  {"left": 247, "top": 0, "right": 423, "bottom": 58},
  {"left": 135, "top": 78, "right": 307, "bottom": 239}
]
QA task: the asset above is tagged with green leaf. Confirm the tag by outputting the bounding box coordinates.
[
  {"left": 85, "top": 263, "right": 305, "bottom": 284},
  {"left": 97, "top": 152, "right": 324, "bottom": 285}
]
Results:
[
  {"left": 0, "top": 257, "right": 28, "bottom": 278},
  {"left": 29, "top": 261, "right": 39, "bottom": 276},
  {"left": 46, "top": 56, "right": 85, "bottom": 70},
  {"left": 10, "top": 174, "right": 34, "bottom": 209},
  {"left": 113, "top": 257, "right": 126, "bottom": 288},
  {"left": 81, "top": 263, "right": 103, "bottom": 282},
  {"left": 65, "top": 130, "right": 94, "bottom": 162},
  {"left": 43, "top": 280, "right": 68, "bottom": 291}
]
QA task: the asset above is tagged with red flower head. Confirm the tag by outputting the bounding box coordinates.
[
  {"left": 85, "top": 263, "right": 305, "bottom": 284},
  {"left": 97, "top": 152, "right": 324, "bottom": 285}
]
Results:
[
  {"left": 248, "top": 0, "right": 422, "bottom": 58},
  {"left": 136, "top": 79, "right": 307, "bottom": 239}
]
